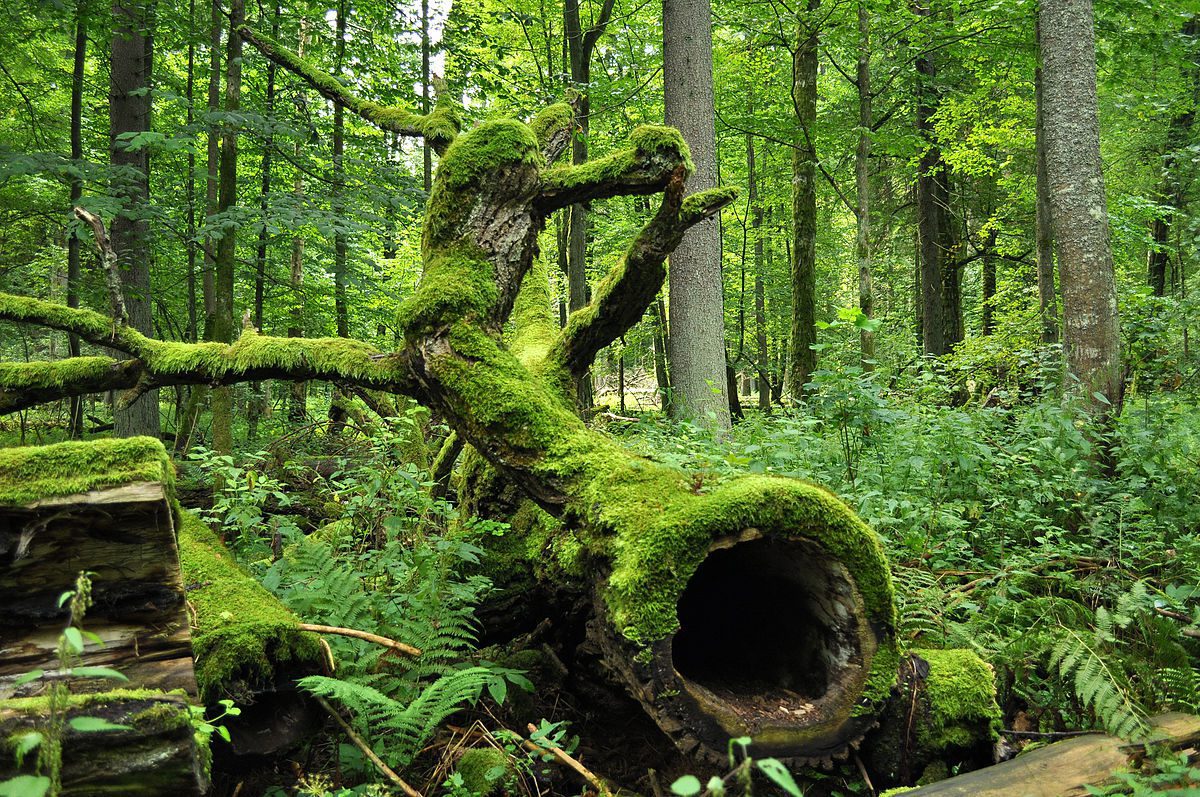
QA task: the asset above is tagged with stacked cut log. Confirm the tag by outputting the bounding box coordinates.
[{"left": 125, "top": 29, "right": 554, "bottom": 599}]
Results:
[
  {"left": 0, "top": 437, "right": 326, "bottom": 792},
  {"left": 0, "top": 437, "right": 207, "bottom": 794}
]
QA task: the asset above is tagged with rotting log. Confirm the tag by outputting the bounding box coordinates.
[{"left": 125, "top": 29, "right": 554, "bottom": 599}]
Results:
[
  {"left": 0, "top": 438, "right": 196, "bottom": 699},
  {"left": 0, "top": 28, "right": 998, "bottom": 772},
  {"left": 177, "top": 510, "right": 327, "bottom": 756},
  {"left": 887, "top": 712, "right": 1200, "bottom": 797},
  {"left": 0, "top": 690, "right": 208, "bottom": 795}
]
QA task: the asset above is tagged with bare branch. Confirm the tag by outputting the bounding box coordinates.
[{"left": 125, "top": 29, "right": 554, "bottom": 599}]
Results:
[
  {"left": 73, "top": 208, "right": 127, "bottom": 326},
  {"left": 238, "top": 25, "right": 461, "bottom": 155}
]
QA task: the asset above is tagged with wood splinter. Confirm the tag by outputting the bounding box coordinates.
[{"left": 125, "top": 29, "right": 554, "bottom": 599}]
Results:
[{"left": 297, "top": 623, "right": 422, "bottom": 656}]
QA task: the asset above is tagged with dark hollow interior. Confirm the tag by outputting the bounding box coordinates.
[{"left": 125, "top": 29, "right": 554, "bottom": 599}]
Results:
[{"left": 672, "top": 537, "right": 857, "bottom": 700}]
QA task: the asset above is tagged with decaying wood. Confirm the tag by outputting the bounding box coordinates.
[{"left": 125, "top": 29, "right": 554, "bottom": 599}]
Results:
[
  {"left": 0, "top": 483, "right": 198, "bottom": 699},
  {"left": 0, "top": 693, "right": 207, "bottom": 795},
  {"left": 899, "top": 713, "right": 1200, "bottom": 797}
]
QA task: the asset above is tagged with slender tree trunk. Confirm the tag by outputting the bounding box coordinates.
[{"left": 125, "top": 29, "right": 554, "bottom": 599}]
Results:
[
  {"left": 652, "top": 295, "right": 671, "bottom": 413},
  {"left": 248, "top": 2, "right": 279, "bottom": 442},
  {"left": 288, "top": 21, "right": 310, "bottom": 423},
  {"left": 110, "top": 0, "right": 160, "bottom": 438},
  {"left": 67, "top": 0, "right": 88, "bottom": 438},
  {"left": 856, "top": 0, "right": 875, "bottom": 370},
  {"left": 753, "top": 205, "right": 772, "bottom": 410},
  {"left": 981, "top": 229, "right": 997, "bottom": 335},
  {"left": 1039, "top": 0, "right": 1123, "bottom": 412},
  {"left": 787, "top": 2, "right": 819, "bottom": 399},
  {"left": 184, "top": 0, "right": 197, "bottom": 344},
  {"left": 421, "top": 0, "right": 432, "bottom": 193},
  {"left": 1148, "top": 15, "right": 1199, "bottom": 297},
  {"left": 1034, "top": 26, "right": 1060, "bottom": 344},
  {"left": 333, "top": 0, "right": 348, "bottom": 341},
  {"left": 916, "top": 0, "right": 948, "bottom": 357},
  {"left": 211, "top": 0, "right": 243, "bottom": 457},
  {"left": 751, "top": 146, "right": 769, "bottom": 413}
]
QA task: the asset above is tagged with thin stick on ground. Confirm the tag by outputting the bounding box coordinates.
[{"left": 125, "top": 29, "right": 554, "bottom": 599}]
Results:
[
  {"left": 315, "top": 696, "right": 422, "bottom": 797},
  {"left": 298, "top": 623, "right": 422, "bottom": 656},
  {"left": 526, "top": 722, "right": 613, "bottom": 797}
]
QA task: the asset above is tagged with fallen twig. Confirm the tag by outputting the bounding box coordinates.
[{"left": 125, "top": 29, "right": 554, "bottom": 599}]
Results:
[
  {"left": 316, "top": 696, "right": 422, "bottom": 797},
  {"left": 526, "top": 723, "right": 612, "bottom": 797},
  {"left": 298, "top": 623, "right": 422, "bottom": 656}
]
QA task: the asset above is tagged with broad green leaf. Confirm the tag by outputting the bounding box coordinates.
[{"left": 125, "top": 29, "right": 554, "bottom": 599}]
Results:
[
  {"left": 670, "top": 775, "right": 702, "bottom": 797},
  {"left": 68, "top": 716, "right": 131, "bottom": 733},
  {"left": 756, "top": 759, "right": 802, "bottom": 797}
]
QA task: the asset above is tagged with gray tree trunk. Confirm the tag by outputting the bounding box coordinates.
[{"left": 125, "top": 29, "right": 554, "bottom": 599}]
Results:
[
  {"left": 1034, "top": 27, "right": 1060, "bottom": 345},
  {"left": 110, "top": 0, "right": 160, "bottom": 437},
  {"left": 68, "top": 0, "right": 88, "bottom": 438},
  {"left": 664, "top": 0, "right": 731, "bottom": 430},
  {"left": 1039, "top": 0, "right": 1123, "bottom": 411}
]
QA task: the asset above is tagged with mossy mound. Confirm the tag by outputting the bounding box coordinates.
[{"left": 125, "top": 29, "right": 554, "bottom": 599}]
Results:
[
  {"left": 455, "top": 748, "right": 518, "bottom": 796},
  {"left": 177, "top": 511, "right": 322, "bottom": 703},
  {"left": 0, "top": 436, "right": 173, "bottom": 507},
  {"left": 910, "top": 648, "right": 1002, "bottom": 753}
]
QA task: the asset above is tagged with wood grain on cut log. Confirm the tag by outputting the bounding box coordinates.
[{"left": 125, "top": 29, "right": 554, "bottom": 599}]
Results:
[
  {"left": 894, "top": 713, "right": 1200, "bottom": 797},
  {"left": 0, "top": 442, "right": 197, "bottom": 700},
  {"left": 0, "top": 692, "right": 208, "bottom": 795}
]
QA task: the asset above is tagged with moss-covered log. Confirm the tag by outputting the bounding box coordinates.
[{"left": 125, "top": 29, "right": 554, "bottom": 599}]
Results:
[
  {"left": 0, "top": 32, "right": 997, "bottom": 769},
  {"left": 177, "top": 510, "right": 327, "bottom": 755},
  {"left": 0, "top": 690, "right": 207, "bottom": 795}
]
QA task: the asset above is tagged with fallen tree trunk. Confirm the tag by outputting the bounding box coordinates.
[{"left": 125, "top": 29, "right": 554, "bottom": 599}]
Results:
[
  {"left": 0, "top": 29, "right": 998, "bottom": 770},
  {"left": 887, "top": 712, "right": 1200, "bottom": 797}
]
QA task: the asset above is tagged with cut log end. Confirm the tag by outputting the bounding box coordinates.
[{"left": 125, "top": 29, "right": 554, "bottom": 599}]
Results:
[{"left": 643, "top": 532, "right": 886, "bottom": 764}]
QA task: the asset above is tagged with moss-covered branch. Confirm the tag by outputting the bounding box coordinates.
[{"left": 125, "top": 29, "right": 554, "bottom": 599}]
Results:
[
  {"left": 0, "top": 295, "right": 423, "bottom": 413},
  {"left": 530, "top": 100, "right": 577, "bottom": 165},
  {"left": 535, "top": 125, "right": 695, "bottom": 212},
  {"left": 547, "top": 170, "right": 737, "bottom": 378},
  {"left": 238, "top": 25, "right": 461, "bottom": 155}
]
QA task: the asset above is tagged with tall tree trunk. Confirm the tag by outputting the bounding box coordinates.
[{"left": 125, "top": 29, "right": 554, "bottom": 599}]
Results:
[
  {"left": 67, "top": 0, "right": 88, "bottom": 439},
  {"left": 750, "top": 144, "right": 769, "bottom": 413},
  {"left": 184, "top": 0, "right": 198, "bottom": 345},
  {"left": 421, "top": 0, "right": 432, "bottom": 193},
  {"left": 1148, "top": 15, "right": 1199, "bottom": 297},
  {"left": 211, "top": 0, "right": 243, "bottom": 457},
  {"left": 1034, "top": 26, "right": 1060, "bottom": 344},
  {"left": 248, "top": 1, "right": 279, "bottom": 442},
  {"left": 110, "top": 0, "right": 160, "bottom": 438},
  {"left": 856, "top": 0, "right": 874, "bottom": 370},
  {"left": 981, "top": 229, "right": 997, "bottom": 335},
  {"left": 333, "top": 0, "right": 348, "bottom": 341},
  {"left": 664, "top": 0, "right": 730, "bottom": 430},
  {"left": 288, "top": 22, "right": 309, "bottom": 423},
  {"left": 564, "top": 0, "right": 616, "bottom": 409},
  {"left": 787, "top": 2, "right": 819, "bottom": 398},
  {"left": 1039, "top": 0, "right": 1122, "bottom": 412},
  {"left": 915, "top": 0, "right": 949, "bottom": 357}
]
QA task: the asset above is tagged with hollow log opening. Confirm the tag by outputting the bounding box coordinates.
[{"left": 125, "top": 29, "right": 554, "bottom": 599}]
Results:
[{"left": 668, "top": 534, "right": 872, "bottom": 753}]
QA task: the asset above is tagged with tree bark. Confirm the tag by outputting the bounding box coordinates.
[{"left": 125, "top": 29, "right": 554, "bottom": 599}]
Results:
[
  {"left": 664, "top": 0, "right": 731, "bottom": 430},
  {"left": 787, "top": 2, "right": 819, "bottom": 398},
  {"left": 1039, "top": 0, "right": 1123, "bottom": 411},
  {"left": 1148, "top": 15, "right": 1199, "bottom": 297},
  {"left": 109, "top": 0, "right": 160, "bottom": 437},
  {"left": 1034, "top": 26, "right": 1060, "bottom": 344},
  {"left": 856, "top": 0, "right": 875, "bottom": 370},
  {"left": 67, "top": 0, "right": 88, "bottom": 439}
]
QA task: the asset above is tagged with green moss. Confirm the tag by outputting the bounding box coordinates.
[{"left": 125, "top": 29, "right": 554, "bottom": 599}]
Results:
[
  {"left": 910, "top": 648, "right": 1002, "bottom": 753},
  {"left": 529, "top": 102, "right": 574, "bottom": 148},
  {"left": 878, "top": 789, "right": 917, "bottom": 797},
  {"left": 0, "top": 356, "right": 121, "bottom": 389},
  {"left": 0, "top": 437, "right": 174, "bottom": 507},
  {"left": 397, "top": 245, "right": 500, "bottom": 334},
  {"left": 456, "top": 748, "right": 517, "bottom": 796},
  {"left": 177, "top": 511, "right": 321, "bottom": 702}
]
